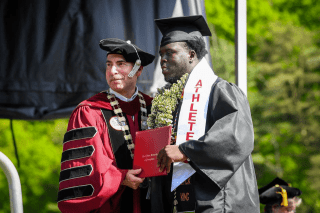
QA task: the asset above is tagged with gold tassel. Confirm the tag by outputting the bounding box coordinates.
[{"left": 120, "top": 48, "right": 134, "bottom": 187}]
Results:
[{"left": 275, "top": 184, "right": 288, "bottom": 206}]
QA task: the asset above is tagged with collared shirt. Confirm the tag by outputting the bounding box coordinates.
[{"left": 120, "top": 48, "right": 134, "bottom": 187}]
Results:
[
  {"left": 108, "top": 87, "right": 139, "bottom": 121},
  {"left": 109, "top": 87, "right": 139, "bottom": 102}
]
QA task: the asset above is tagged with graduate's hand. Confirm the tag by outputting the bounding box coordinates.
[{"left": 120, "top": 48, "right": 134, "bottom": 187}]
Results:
[
  {"left": 157, "top": 145, "right": 188, "bottom": 174},
  {"left": 122, "top": 168, "right": 145, "bottom": 190}
]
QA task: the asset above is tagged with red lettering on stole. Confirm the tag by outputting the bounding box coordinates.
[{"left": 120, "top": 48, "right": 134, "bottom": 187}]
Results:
[
  {"left": 180, "top": 192, "right": 190, "bottom": 201},
  {"left": 192, "top": 94, "right": 200, "bottom": 102},
  {"left": 186, "top": 132, "right": 194, "bottom": 140},
  {"left": 188, "top": 122, "right": 195, "bottom": 131},
  {"left": 185, "top": 80, "right": 202, "bottom": 141},
  {"left": 195, "top": 80, "right": 202, "bottom": 87},
  {"left": 188, "top": 112, "right": 197, "bottom": 121},
  {"left": 190, "top": 103, "right": 197, "bottom": 112}
]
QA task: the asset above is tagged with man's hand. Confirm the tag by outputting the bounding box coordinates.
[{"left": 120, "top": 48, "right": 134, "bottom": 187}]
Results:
[
  {"left": 121, "top": 168, "right": 145, "bottom": 190},
  {"left": 157, "top": 145, "right": 188, "bottom": 173}
]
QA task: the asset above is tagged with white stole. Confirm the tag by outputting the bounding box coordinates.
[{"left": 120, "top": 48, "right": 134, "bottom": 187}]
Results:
[{"left": 171, "top": 58, "right": 217, "bottom": 191}]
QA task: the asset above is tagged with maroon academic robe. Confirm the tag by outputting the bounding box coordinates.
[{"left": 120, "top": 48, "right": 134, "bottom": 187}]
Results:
[{"left": 57, "top": 92, "right": 152, "bottom": 213}]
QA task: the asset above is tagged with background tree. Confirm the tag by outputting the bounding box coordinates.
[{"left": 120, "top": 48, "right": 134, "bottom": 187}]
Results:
[
  {"left": 0, "top": 119, "right": 67, "bottom": 213},
  {"left": 250, "top": 22, "right": 320, "bottom": 212}
]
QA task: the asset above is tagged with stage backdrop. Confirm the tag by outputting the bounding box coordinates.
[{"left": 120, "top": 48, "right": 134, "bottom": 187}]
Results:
[{"left": 0, "top": 0, "right": 194, "bottom": 119}]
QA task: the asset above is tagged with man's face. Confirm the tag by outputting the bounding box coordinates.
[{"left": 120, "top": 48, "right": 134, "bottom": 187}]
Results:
[
  {"left": 272, "top": 199, "right": 296, "bottom": 213},
  {"left": 106, "top": 54, "right": 141, "bottom": 98},
  {"left": 159, "top": 42, "right": 190, "bottom": 84}
]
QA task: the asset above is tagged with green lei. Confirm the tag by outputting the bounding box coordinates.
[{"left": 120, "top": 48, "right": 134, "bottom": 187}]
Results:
[
  {"left": 147, "top": 73, "right": 189, "bottom": 129},
  {"left": 147, "top": 73, "right": 190, "bottom": 213}
]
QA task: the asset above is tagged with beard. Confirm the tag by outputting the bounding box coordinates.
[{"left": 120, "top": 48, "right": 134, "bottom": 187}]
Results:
[
  {"left": 164, "top": 68, "right": 187, "bottom": 84},
  {"left": 163, "top": 61, "right": 189, "bottom": 84},
  {"left": 164, "top": 76, "right": 181, "bottom": 84}
]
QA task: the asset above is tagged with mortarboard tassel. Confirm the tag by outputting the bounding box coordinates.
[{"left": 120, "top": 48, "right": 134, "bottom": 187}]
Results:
[{"left": 275, "top": 184, "right": 288, "bottom": 207}]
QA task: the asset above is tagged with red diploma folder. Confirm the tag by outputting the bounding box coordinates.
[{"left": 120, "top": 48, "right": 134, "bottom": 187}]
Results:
[{"left": 133, "top": 125, "right": 172, "bottom": 178}]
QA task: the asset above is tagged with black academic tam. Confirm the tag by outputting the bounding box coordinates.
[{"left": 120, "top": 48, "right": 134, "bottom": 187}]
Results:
[
  {"left": 259, "top": 177, "right": 302, "bottom": 205},
  {"left": 155, "top": 15, "right": 212, "bottom": 47},
  {"left": 99, "top": 38, "right": 155, "bottom": 66}
]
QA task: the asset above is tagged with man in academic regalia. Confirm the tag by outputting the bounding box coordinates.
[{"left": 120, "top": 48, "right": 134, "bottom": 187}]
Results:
[
  {"left": 259, "top": 177, "right": 302, "bottom": 213},
  {"left": 150, "top": 15, "right": 260, "bottom": 212},
  {"left": 57, "top": 38, "right": 155, "bottom": 213}
]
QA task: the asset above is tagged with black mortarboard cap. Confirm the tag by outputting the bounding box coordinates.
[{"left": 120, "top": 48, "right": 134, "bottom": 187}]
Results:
[
  {"left": 259, "top": 177, "right": 302, "bottom": 205},
  {"left": 155, "top": 15, "right": 212, "bottom": 47},
  {"left": 99, "top": 38, "right": 155, "bottom": 66}
]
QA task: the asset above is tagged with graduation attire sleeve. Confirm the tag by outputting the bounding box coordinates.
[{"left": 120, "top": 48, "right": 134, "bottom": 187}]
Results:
[
  {"left": 57, "top": 105, "right": 127, "bottom": 213},
  {"left": 178, "top": 79, "right": 260, "bottom": 212}
]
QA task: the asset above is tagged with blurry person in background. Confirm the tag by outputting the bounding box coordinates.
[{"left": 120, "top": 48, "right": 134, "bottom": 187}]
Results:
[{"left": 259, "top": 177, "right": 302, "bottom": 213}]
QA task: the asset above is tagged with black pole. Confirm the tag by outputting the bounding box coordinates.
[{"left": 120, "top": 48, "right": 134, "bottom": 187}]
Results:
[{"left": 10, "top": 119, "right": 20, "bottom": 168}]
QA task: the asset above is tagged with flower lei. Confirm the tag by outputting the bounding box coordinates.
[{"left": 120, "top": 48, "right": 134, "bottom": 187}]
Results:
[
  {"left": 147, "top": 73, "right": 189, "bottom": 213},
  {"left": 147, "top": 73, "right": 189, "bottom": 129}
]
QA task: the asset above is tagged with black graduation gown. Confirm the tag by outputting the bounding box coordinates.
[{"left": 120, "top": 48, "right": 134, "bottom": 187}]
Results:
[{"left": 150, "top": 78, "right": 260, "bottom": 213}]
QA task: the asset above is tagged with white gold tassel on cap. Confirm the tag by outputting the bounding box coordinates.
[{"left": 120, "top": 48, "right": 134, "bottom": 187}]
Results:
[{"left": 126, "top": 40, "right": 141, "bottom": 78}]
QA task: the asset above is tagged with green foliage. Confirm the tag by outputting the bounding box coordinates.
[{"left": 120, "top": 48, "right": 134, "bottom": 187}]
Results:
[
  {"left": 270, "top": 0, "right": 320, "bottom": 30},
  {"left": 206, "top": 0, "right": 281, "bottom": 44},
  {"left": 209, "top": 24, "right": 235, "bottom": 83},
  {"left": 205, "top": 0, "right": 320, "bottom": 56},
  {"left": 205, "top": 0, "right": 235, "bottom": 42},
  {"left": 0, "top": 119, "right": 68, "bottom": 213},
  {"left": 248, "top": 22, "right": 320, "bottom": 212}
]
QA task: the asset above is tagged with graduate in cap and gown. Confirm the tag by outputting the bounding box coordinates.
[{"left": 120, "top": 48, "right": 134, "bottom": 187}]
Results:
[
  {"left": 259, "top": 177, "right": 302, "bottom": 213},
  {"left": 57, "top": 38, "right": 155, "bottom": 213},
  {"left": 149, "top": 15, "right": 260, "bottom": 212}
]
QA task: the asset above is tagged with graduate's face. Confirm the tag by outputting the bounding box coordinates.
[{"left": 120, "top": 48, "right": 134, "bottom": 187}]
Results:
[
  {"left": 159, "top": 42, "right": 191, "bottom": 84},
  {"left": 106, "top": 54, "right": 142, "bottom": 98},
  {"left": 272, "top": 199, "right": 296, "bottom": 213}
]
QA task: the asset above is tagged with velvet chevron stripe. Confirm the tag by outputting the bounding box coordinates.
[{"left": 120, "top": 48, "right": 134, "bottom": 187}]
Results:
[
  {"left": 57, "top": 184, "right": 94, "bottom": 202},
  {"left": 61, "top": 145, "right": 95, "bottom": 163},
  {"left": 59, "top": 165, "right": 93, "bottom": 182},
  {"left": 63, "top": 127, "right": 97, "bottom": 143}
]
